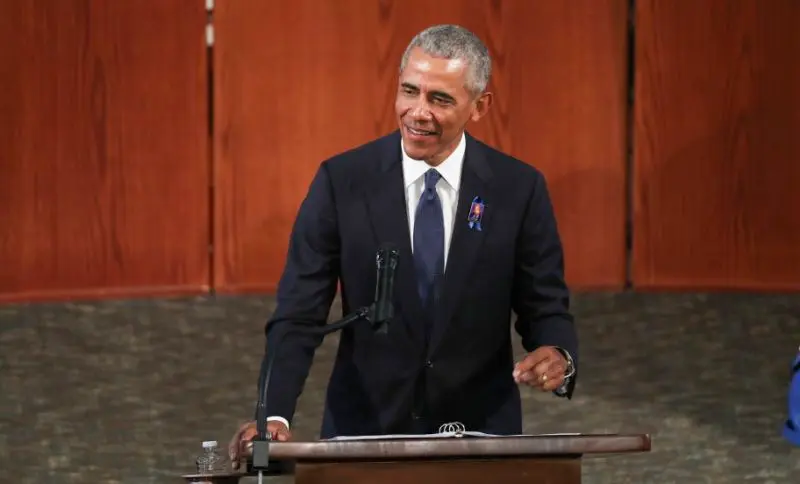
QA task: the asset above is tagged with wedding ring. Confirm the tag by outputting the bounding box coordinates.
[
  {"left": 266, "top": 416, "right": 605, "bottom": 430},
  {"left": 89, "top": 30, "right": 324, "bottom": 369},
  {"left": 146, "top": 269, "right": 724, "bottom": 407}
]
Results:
[{"left": 541, "top": 374, "right": 548, "bottom": 382}]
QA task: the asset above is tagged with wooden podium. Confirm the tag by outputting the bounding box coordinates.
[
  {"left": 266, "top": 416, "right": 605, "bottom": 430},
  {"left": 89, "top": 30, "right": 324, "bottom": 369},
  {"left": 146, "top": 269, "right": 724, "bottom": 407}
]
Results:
[{"left": 181, "top": 433, "right": 650, "bottom": 484}]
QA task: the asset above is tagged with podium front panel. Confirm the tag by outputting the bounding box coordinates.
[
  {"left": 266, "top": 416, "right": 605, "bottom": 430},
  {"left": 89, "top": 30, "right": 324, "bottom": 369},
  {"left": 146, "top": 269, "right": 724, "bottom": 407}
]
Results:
[{"left": 295, "top": 457, "right": 581, "bottom": 484}]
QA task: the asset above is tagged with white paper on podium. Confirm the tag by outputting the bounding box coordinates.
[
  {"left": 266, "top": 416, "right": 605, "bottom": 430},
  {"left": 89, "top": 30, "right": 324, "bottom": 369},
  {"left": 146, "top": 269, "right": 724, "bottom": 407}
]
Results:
[{"left": 325, "top": 431, "right": 581, "bottom": 441}]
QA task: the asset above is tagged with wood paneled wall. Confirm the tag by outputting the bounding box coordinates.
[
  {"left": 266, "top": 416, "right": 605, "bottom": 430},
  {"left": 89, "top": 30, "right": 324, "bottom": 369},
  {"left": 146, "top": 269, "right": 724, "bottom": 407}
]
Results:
[
  {"left": 2, "top": 1, "right": 798, "bottom": 303},
  {"left": 0, "top": 1, "right": 210, "bottom": 302},
  {"left": 212, "top": 0, "right": 630, "bottom": 293},
  {"left": 632, "top": 0, "right": 800, "bottom": 290}
]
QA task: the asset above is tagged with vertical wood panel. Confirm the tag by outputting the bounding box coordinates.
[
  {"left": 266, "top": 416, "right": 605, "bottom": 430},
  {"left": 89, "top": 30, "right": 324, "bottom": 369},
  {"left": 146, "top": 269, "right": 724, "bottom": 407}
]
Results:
[
  {"left": 633, "top": 0, "right": 800, "bottom": 290},
  {"left": 213, "top": 0, "right": 628, "bottom": 292},
  {"left": 0, "top": 1, "right": 210, "bottom": 302},
  {"left": 212, "top": 0, "right": 385, "bottom": 294}
]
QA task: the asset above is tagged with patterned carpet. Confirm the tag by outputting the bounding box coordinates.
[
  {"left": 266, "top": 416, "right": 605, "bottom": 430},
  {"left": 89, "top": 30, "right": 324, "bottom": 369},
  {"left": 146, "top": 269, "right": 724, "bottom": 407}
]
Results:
[{"left": 1, "top": 292, "right": 799, "bottom": 483}]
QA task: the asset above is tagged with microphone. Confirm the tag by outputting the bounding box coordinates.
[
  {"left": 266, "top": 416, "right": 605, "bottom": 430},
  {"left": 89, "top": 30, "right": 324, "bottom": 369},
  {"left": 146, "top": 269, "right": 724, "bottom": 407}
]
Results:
[
  {"left": 371, "top": 245, "right": 399, "bottom": 333},
  {"left": 250, "top": 246, "right": 399, "bottom": 471}
]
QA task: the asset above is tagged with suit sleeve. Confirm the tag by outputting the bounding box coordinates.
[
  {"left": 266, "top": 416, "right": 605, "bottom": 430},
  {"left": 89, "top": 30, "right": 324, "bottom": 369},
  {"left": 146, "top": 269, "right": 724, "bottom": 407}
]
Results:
[
  {"left": 257, "top": 162, "right": 341, "bottom": 423},
  {"left": 512, "top": 171, "right": 579, "bottom": 397}
]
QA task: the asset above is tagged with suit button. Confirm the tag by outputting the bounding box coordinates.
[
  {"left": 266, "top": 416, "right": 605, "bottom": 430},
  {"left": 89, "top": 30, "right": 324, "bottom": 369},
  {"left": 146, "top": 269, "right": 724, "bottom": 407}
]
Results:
[{"left": 425, "top": 360, "right": 433, "bottom": 368}]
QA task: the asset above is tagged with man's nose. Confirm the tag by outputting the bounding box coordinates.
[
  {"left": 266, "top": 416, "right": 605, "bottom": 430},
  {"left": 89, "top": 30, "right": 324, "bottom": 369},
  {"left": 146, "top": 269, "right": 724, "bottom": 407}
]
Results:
[{"left": 408, "top": 100, "right": 433, "bottom": 120}]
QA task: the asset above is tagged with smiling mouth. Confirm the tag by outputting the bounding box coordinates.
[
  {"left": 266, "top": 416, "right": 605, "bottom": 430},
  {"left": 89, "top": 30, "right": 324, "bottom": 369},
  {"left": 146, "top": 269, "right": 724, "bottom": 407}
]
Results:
[{"left": 406, "top": 125, "right": 437, "bottom": 136}]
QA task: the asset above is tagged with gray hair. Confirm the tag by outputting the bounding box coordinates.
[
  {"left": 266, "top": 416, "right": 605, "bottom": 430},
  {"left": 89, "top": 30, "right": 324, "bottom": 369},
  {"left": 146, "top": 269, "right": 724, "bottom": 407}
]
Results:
[{"left": 399, "top": 24, "right": 492, "bottom": 96}]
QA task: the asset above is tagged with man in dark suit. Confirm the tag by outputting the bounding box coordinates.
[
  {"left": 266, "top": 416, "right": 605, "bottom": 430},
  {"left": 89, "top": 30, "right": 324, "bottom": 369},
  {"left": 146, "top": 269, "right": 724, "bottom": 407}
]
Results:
[{"left": 230, "top": 24, "right": 578, "bottom": 464}]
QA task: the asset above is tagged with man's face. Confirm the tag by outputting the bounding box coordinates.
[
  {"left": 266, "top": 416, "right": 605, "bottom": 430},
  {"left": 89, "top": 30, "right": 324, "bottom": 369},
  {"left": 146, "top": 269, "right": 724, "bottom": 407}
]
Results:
[{"left": 395, "top": 47, "right": 491, "bottom": 165}]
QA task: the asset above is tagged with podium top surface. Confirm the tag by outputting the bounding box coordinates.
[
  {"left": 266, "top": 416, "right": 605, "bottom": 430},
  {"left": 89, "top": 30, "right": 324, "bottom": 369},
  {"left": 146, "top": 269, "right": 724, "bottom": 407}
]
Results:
[{"left": 243, "top": 433, "right": 651, "bottom": 462}]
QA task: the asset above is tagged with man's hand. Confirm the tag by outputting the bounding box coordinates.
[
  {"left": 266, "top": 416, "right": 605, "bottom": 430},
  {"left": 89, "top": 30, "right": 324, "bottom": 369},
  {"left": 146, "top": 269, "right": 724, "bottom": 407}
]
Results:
[
  {"left": 513, "top": 346, "right": 568, "bottom": 392},
  {"left": 227, "top": 420, "right": 292, "bottom": 470}
]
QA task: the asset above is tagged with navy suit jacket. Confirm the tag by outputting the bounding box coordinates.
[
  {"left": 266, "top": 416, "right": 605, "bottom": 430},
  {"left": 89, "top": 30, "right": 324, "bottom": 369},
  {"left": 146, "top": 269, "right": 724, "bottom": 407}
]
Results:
[{"left": 260, "top": 130, "right": 578, "bottom": 438}]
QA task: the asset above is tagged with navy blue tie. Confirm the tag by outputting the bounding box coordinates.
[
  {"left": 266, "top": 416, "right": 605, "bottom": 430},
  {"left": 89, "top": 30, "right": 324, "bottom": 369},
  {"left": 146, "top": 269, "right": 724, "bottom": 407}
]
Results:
[{"left": 413, "top": 169, "right": 445, "bottom": 306}]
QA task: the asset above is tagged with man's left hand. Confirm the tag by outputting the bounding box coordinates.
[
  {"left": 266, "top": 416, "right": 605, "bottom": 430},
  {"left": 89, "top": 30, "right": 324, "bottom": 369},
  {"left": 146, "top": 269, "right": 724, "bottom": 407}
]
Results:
[{"left": 513, "top": 346, "right": 567, "bottom": 392}]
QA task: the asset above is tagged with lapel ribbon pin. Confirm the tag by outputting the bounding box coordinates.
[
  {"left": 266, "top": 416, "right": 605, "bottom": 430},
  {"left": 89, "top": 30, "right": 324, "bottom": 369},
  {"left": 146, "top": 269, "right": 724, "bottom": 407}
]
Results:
[{"left": 467, "top": 196, "right": 485, "bottom": 231}]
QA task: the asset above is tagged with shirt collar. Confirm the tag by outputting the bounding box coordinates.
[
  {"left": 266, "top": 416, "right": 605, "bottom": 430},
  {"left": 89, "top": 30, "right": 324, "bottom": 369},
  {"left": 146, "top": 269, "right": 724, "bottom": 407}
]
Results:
[{"left": 401, "top": 132, "right": 466, "bottom": 191}]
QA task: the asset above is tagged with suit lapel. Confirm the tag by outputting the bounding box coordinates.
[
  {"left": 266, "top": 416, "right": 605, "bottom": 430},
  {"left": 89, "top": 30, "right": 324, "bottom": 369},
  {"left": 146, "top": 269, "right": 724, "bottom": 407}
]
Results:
[
  {"left": 428, "top": 134, "right": 494, "bottom": 355},
  {"left": 363, "top": 132, "right": 426, "bottom": 342}
]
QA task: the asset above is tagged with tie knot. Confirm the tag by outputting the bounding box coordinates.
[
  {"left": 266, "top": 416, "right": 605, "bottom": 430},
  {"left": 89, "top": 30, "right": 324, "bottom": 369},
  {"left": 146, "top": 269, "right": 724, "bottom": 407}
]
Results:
[{"left": 424, "top": 169, "right": 441, "bottom": 191}]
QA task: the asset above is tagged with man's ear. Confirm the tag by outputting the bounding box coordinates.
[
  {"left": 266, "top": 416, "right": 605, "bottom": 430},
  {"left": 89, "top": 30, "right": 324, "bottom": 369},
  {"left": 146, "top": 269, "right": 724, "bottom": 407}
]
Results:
[{"left": 470, "top": 91, "right": 493, "bottom": 122}]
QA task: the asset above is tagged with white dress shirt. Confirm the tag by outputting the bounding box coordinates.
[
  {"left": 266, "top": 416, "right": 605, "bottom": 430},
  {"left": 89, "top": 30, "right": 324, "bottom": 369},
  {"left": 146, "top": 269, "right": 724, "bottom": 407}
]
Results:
[{"left": 401, "top": 133, "right": 467, "bottom": 268}]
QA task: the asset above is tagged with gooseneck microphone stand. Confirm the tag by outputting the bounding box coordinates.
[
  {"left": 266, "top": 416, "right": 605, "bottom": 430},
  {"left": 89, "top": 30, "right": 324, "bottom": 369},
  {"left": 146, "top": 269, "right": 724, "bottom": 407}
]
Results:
[{"left": 251, "top": 246, "right": 399, "bottom": 479}]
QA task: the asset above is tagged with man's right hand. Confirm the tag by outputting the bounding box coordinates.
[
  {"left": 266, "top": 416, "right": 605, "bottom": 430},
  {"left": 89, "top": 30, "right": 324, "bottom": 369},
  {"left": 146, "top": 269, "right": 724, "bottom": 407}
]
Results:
[{"left": 228, "top": 420, "right": 292, "bottom": 469}]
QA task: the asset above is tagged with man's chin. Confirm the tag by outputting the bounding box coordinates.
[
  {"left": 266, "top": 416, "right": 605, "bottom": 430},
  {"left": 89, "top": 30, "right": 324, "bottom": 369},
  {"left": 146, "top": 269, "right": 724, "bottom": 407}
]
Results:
[
  {"left": 401, "top": 138, "right": 438, "bottom": 159},
  {"left": 402, "top": 146, "right": 434, "bottom": 161}
]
